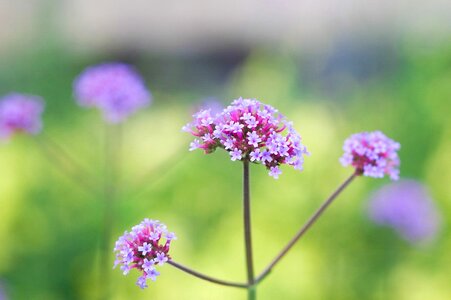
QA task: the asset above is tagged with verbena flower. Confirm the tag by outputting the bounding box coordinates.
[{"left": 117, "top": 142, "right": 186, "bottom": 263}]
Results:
[
  {"left": 0, "top": 280, "right": 7, "bottom": 300},
  {"left": 340, "top": 131, "right": 400, "bottom": 180},
  {"left": 183, "top": 97, "right": 309, "bottom": 178},
  {"left": 198, "top": 97, "right": 224, "bottom": 115},
  {"left": 113, "top": 219, "right": 176, "bottom": 289},
  {"left": 73, "top": 63, "right": 151, "bottom": 123},
  {"left": 368, "top": 180, "right": 441, "bottom": 244},
  {"left": 0, "top": 93, "right": 44, "bottom": 140}
]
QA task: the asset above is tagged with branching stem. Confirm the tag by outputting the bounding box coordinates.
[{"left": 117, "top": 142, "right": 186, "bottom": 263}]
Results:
[
  {"left": 168, "top": 261, "right": 248, "bottom": 289},
  {"left": 255, "top": 172, "right": 357, "bottom": 284}
]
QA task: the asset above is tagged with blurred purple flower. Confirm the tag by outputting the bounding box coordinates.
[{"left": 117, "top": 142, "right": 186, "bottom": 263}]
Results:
[
  {"left": 73, "top": 63, "right": 151, "bottom": 123},
  {"left": 0, "top": 281, "right": 7, "bottom": 300},
  {"left": 113, "top": 218, "right": 175, "bottom": 289},
  {"left": 0, "top": 93, "right": 44, "bottom": 140},
  {"left": 368, "top": 180, "right": 441, "bottom": 244},
  {"left": 197, "top": 97, "right": 224, "bottom": 115},
  {"left": 340, "top": 131, "right": 400, "bottom": 180},
  {"left": 183, "top": 97, "right": 309, "bottom": 178}
]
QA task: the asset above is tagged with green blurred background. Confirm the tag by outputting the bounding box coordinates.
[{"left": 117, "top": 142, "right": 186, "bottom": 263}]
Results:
[{"left": 0, "top": 1, "right": 450, "bottom": 299}]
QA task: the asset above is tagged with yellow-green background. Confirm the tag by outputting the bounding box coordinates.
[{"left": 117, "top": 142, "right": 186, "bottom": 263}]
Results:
[{"left": 0, "top": 2, "right": 450, "bottom": 299}]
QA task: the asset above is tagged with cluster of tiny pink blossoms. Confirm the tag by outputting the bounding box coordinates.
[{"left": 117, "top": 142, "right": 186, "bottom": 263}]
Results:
[
  {"left": 183, "top": 98, "right": 309, "bottom": 179},
  {"left": 340, "top": 131, "right": 400, "bottom": 180},
  {"left": 73, "top": 63, "right": 151, "bottom": 123},
  {"left": 0, "top": 93, "right": 44, "bottom": 140},
  {"left": 113, "top": 219, "right": 176, "bottom": 289}
]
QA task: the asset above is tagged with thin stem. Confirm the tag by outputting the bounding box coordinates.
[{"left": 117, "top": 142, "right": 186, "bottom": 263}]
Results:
[
  {"left": 243, "top": 160, "right": 256, "bottom": 300},
  {"left": 34, "top": 134, "right": 99, "bottom": 195},
  {"left": 121, "top": 150, "right": 188, "bottom": 198},
  {"left": 100, "top": 124, "right": 121, "bottom": 300},
  {"left": 168, "top": 260, "right": 248, "bottom": 289},
  {"left": 255, "top": 172, "right": 357, "bottom": 284},
  {"left": 248, "top": 286, "right": 256, "bottom": 299}
]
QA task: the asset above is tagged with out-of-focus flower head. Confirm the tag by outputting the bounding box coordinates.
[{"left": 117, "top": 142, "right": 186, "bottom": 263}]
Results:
[
  {"left": 0, "top": 280, "right": 7, "bottom": 300},
  {"left": 197, "top": 97, "right": 224, "bottom": 115},
  {"left": 340, "top": 131, "right": 400, "bottom": 180},
  {"left": 113, "top": 219, "right": 176, "bottom": 289},
  {"left": 368, "top": 180, "right": 441, "bottom": 244},
  {"left": 0, "top": 93, "right": 44, "bottom": 140},
  {"left": 183, "top": 97, "right": 309, "bottom": 178},
  {"left": 73, "top": 63, "right": 151, "bottom": 123}
]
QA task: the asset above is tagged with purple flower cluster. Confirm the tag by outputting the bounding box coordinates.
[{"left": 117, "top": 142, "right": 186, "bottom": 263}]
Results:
[
  {"left": 0, "top": 93, "right": 44, "bottom": 140},
  {"left": 183, "top": 98, "right": 309, "bottom": 178},
  {"left": 73, "top": 63, "right": 151, "bottom": 123},
  {"left": 368, "top": 180, "right": 441, "bottom": 244},
  {"left": 340, "top": 131, "right": 400, "bottom": 180},
  {"left": 0, "top": 281, "right": 6, "bottom": 300},
  {"left": 113, "top": 219, "right": 176, "bottom": 289},
  {"left": 197, "top": 97, "right": 224, "bottom": 115}
]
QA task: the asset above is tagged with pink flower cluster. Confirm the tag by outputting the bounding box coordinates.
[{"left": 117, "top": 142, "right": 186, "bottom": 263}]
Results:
[
  {"left": 73, "top": 63, "right": 151, "bottom": 123},
  {"left": 340, "top": 131, "right": 400, "bottom": 180},
  {"left": 0, "top": 93, "right": 44, "bottom": 140},
  {"left": 183, "top": 98, "right": 309, "bottom": 178},
  {"left": 113, "top": 219, "right": 176, "bottom": 289}
]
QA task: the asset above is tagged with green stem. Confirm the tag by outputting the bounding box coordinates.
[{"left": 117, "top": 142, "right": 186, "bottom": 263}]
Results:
[
  {"left": 243, "top": 160, "right": 256, "bottom": 299},
  {"left": 248, "top": 286, "right": 256, "bottom": 300},
  {"left": 100, "top": 124, "right": 121, "bottom": 300},
  {"left": 121, "top": 150, "right": 188, "bottom": 198},
  {"left": 168, "top": 260, "right": 248, "bottom": 289},
  {"left": 35, "top": 134, "right": 99, "bottom": 195},
  {"left": 255, "top": 172, "right": 357, "bottom": 284}
]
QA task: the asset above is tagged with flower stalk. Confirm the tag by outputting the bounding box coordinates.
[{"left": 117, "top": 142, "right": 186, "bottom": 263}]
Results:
[
  {"left": 255, "top": 172, "right": 357, "bottom": 284},
  {"left": 243, "top": 159, "right": 256, "bottom": 299},
  {"left": 100, "top": 124, "right": 121, "bottom": 299},
  {"left": 122, "top": 151, "right": 188, "bottom": 198},
  {"left": 168, "top": 261, "right": 248, "bottom": 289},
  {"left": 35, "top": 133, "right": 99, "bottom": 195}
]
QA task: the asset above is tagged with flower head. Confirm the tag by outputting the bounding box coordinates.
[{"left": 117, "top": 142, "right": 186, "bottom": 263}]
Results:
[
  {"left": 197, "top": 97, "right": 224, "bottom": 115},
  {"left": 73, "top": 63, "right": 151, "bottom": 123},
  {"left": 183, "top": 97, "right": 309, "bottom": 178},
  {"left": 113, "top": 219, "right": 175, "bottom": 289},
  {"left": 340, "top": 131, "right": 400, "bottom": 180},
  {"left": 368, "top": 180, "right": 441, "bottom": 244},
  {"left": 0, "top": 93, "right": 44, "bottom": 140},
  {"left": 0, "top": 280, "right": 7, "bottom": 300}
]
